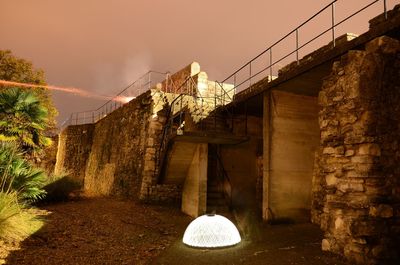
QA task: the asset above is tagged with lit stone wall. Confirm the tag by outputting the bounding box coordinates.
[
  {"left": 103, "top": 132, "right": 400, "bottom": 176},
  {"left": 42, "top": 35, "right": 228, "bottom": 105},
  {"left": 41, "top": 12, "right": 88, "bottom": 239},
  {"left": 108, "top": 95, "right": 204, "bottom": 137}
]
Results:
[
  {"left": 55, "top": 62, "right": 231, "bottom": 202},
  {"left": 312, "top": 36, "right": 400, "bottom": 264},
  {"left": 55, "top": 124, "right": 94, "bottom": 185}
]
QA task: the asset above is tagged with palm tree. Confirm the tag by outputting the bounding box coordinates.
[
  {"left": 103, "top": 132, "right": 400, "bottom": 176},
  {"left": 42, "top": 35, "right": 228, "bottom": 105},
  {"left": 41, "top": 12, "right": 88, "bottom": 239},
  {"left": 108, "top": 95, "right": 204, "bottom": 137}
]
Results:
[
  {"left": 0, "top": 142, "right": 46, "bottom": 202},
  {"left": 0, "top": 87, "right": 51, "bottom": 154}
]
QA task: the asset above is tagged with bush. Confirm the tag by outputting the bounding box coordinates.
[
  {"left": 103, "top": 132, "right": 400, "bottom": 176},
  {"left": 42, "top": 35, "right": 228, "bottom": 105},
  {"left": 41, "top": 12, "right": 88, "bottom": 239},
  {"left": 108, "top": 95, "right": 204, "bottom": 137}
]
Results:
[
  {"left": 42, "top": 171, "right": 81, "bottom": 202},
  {"left": 0, "top": 142, "right": 47, "bottom": 202},
  {"left": 0, "top": 191, "right": 43, "bottom": 242}
]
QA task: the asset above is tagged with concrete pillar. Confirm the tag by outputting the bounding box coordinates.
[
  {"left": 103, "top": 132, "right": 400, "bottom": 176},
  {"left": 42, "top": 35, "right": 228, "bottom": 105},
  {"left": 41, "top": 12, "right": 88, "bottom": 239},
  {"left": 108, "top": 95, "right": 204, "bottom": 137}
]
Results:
[
  {"left": 181, "top": 143, "right": 208, "bottom": 217},
  {"left": 262, "top": 91, "right": 271, "bottom": 220},
  {"left": 262, "top": 90, "right": 319, "bottom": 222}
]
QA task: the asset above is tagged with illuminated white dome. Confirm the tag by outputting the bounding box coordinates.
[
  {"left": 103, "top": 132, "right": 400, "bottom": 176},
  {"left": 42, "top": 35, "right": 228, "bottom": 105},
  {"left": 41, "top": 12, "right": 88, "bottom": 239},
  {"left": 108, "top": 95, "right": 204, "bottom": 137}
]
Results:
[{"left": 182, "top": 214, "right": 241, "bottom": 248}]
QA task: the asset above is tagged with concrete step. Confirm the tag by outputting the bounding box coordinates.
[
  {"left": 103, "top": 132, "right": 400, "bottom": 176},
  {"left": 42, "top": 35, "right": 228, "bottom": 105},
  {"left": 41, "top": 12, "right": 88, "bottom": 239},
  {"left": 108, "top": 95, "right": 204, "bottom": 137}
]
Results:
[
  {"left": 207, "top": 192, "right": 224, "bottom": 199},
  {"left": 207, "top": 199, "right": 227, "bottom": 207},
  {"left": 206, "top": 205, "right": 231, "bottom": 214},
  {"left": 207, "top": 186, "right": 220, "bottom": 193}
]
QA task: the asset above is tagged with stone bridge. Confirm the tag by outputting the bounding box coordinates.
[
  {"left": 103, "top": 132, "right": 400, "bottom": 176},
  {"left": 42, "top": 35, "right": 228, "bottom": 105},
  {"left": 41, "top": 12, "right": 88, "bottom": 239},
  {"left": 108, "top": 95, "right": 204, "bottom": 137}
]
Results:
[{"left": 55, "top": 4, "right": 400, "bottom": 264}]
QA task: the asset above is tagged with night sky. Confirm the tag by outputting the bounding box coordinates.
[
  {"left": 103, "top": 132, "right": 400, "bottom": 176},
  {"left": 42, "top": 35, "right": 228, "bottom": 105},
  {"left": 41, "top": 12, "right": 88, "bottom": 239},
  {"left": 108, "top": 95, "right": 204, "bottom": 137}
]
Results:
[{"left": 1, "top": 0, "right": 396, "bottom": 125}]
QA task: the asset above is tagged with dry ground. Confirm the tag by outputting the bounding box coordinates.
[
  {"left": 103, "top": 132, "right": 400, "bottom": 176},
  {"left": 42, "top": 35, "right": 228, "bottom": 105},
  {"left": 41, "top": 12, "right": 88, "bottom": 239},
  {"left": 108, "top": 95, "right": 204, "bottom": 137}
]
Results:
[{"left": 1, "top": 198, "right": 348, "bottom": 265}]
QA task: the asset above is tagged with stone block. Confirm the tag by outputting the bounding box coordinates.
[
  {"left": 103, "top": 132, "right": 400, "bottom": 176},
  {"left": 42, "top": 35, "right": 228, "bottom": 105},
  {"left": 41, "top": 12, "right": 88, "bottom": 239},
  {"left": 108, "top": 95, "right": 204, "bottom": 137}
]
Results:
[
  {"left": 339, "top": 114, "right": 358, "bottom": 125},
  {"left": 326, "top": 174, "right": 339, "bottom": 186},
  {"left": 321, "top": 239, "right": 331, "bottom": 251},
  {"left": 337, "top": 181, "right": 364, "bottom": 193},
  {"left": 143, "top": 160, "right": 155, "bottom": 171},
  {"left": 335, "top": 216, "right": 345, "bottom": 230},
  {"left": 351, "top": 155, "right": 374, "bottom": 164},
  {"left": 323, "top": 147, "right": 336, "bottom": 154},
  {"left": 358, "top": 143, "right": 381, "bottom": 156},
  {"left": 326, "top": 157, "right": 350, "bottom": 164},
  {"left": 320, "top": 119, "right": 329, "bottom": 128},
  {"left": 146, "top": 147, "right": 156, "bottom": 155},
  {"left": 369, "top": 204, "right": 394, "bottom": 218}
]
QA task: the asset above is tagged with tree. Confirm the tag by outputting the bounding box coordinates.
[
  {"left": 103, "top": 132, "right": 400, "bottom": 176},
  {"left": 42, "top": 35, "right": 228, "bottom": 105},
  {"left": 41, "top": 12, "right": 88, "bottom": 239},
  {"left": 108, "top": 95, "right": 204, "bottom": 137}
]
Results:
[
  {"left": 0, "top": 87, "right": 52, "bottom": 155},
  {"left": 0, "top": 50, "right": 57, "bottom": 128}
]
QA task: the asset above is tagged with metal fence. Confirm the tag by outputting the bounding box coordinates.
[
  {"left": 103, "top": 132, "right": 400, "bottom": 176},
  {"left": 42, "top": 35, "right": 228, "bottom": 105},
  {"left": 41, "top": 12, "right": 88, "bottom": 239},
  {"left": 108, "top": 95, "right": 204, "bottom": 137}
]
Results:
[
  {"left": 216, "top": 0, "right": 391, "bottom": 97},
  {"left": 60, "top": 71, "right": 168, "bottom": 128}
]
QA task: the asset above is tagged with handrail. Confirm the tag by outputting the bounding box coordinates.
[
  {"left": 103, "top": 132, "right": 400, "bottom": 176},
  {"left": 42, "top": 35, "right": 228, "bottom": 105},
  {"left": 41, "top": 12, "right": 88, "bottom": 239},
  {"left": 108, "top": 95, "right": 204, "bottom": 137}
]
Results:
[
  {"left": 217, "top": 0, "right": 387, "bottom": 96},
  {"left": 221, "top": 0, "right": 339, "bottom": 83},
  {"left": 155, "top": 76, "right": 197, "bottom": 178},
  {"left": 60, "top": 70, "right": 168, "bottom": 128},
  {"left": 215, "top": 147, "right": 232, "bottom": 209}
]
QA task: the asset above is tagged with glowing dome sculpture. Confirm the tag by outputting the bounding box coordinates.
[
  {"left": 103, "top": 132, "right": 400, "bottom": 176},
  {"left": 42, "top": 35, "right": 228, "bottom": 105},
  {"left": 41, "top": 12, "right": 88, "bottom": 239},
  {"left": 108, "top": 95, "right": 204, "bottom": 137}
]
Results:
[{"left": 182, "top": 214, "right": 241, "bottom": 248}]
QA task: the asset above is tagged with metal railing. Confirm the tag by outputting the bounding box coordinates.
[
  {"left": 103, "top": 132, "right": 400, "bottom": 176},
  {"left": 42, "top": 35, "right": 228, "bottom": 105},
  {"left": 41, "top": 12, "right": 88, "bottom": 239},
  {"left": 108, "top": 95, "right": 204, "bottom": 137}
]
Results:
[
  {"left": 60, "top": 70, "right": 168, "bottom": 129},
  {"left": 215, "top": 148, "right": 233, "bottom": 209},
  {"left": 155, "top": 75, "right": 241, "bottom": 180},
  {"left": 216, "top": 0, "right": 390, "bottom": 97}
]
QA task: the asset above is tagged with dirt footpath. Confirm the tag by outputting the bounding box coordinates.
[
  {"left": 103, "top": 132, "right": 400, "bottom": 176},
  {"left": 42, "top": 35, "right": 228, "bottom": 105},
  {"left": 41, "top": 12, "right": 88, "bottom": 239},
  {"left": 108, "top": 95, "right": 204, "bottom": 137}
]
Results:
[
  {"left": 3, "top": 198, "right": 347, "bottom": 265},
  {"left": 4, "top": 198, "right": 191, "bottom": 265}
]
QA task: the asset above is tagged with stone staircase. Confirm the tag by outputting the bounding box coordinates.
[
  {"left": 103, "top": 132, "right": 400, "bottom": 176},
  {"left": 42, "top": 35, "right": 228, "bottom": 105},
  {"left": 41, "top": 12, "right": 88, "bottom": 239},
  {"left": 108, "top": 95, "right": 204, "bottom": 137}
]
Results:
[
  {"left": 207, "top": 179, "right": 230, "bottom": 214},
  {"left": 206, "top": 144, "right": 231, "bottom": 214},
  {"left": 161, "top": 141, "right": 198, "bottom": 184}
]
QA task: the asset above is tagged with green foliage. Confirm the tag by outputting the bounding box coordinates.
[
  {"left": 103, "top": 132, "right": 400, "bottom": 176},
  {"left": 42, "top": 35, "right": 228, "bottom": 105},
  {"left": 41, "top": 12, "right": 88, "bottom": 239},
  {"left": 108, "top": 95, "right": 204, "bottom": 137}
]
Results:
[
  {"left": 0, "top": 50, "right": 57, "bottom": 128},
  {"left": 0, "top": 87, "right": 52, "bottom": 155},
  {"left": 42, "top": 171, "right": 81, "bottom": 202},
  {"left": 0, "top": 142, "right": 47, "bottom": 202},
  {"left": 0, "top": 191, "right": 43, "bottom": 242}
]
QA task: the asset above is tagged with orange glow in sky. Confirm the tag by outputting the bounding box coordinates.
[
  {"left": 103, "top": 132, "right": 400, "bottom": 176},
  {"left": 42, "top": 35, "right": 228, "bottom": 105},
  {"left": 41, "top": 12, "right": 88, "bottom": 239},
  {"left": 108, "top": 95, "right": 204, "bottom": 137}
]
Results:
[{"left": 0, "top": 79, "right": 131, "bottom": 103}]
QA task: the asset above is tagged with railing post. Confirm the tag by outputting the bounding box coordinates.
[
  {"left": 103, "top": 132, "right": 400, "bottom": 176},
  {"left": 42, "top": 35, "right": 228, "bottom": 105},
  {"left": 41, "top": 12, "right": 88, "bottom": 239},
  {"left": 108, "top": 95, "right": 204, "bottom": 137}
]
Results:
[
  {"left": 331, "top": 2, "right": 336, "bottom": 47},
  {"left": 296, "top": 29, "right": 299, "bottom": 65},
  {"left": 179, "top": 95, "right": 183, "bottom": 125},
  {"left": 148, "top": 71, "right": 151, "bottom": 91},
  {"left": 92, "top": 111, "right": 95, "bottom": 123},
  {"left": 249, "top": 62, "right": 252, "bottom": 87},
  {"left": 75, "top": 113, "right": 78, "bottom": 125},
  {"left": 384, "top": 0, "right": 387, "bottom": 19},
  {"left": 269, "top": 48, "right": 273, "bottom": 78},
  {"left": 214, "top": 84, "right": 217, "bottom": 131}
]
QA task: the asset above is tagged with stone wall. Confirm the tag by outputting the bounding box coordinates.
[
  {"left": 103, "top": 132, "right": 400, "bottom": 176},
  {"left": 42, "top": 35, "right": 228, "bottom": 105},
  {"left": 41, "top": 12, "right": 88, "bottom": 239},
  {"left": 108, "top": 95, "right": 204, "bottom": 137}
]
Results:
[
  {"left": 83, "top": 91, "right": 153, "bottom": 197},
  {"left": 38, "top": 135, "right": 58, "bottom": 175},
  {"left": 54, "top": 124, "right": 94, "bottom": 184},
  {"left": 55, "top": 62, "right": 217, "bottom": 202},
  {"left": 312, "top": 36, "right": 400, "bottom": 264},
  {"left": 56, "top": 90, "right": 181, "bottom": 202}
]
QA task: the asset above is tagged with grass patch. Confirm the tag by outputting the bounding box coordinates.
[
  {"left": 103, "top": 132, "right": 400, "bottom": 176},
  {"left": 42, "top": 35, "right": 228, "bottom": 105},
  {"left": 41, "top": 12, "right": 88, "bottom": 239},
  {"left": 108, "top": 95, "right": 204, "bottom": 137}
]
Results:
[{"left": 0, "top": 192, "right": 43, "bottom": 242}]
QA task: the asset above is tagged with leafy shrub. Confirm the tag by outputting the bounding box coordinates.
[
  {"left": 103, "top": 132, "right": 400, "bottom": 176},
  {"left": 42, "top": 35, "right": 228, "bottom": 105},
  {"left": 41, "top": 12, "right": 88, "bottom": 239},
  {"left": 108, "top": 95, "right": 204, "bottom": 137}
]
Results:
[
  {"left": 0, "top": 142, "right": 47, "bottom": 202},
  {"left": 0, "top": 191, "right": 43, "bottom": 242}
]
